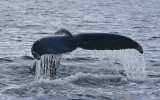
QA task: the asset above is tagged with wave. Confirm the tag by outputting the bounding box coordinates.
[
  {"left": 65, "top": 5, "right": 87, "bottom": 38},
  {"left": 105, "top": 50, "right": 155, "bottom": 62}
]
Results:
[
  {"left": 21, "top": 56, "right": 34, "bottom": 60},
  {"left": 0, "top": 58, "right": 13, "bottom": 63}
]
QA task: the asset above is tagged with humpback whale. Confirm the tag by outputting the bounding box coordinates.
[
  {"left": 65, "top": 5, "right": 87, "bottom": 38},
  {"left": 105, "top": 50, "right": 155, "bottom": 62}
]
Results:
[{"left": 31, "top": 29, "right": 143, "bottom": 74}]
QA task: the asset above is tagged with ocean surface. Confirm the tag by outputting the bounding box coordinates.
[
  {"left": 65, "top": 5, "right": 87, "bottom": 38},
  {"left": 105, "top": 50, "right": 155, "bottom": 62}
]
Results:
[{"left": 0, "top": 0, "right": 160, "bottom": 100}]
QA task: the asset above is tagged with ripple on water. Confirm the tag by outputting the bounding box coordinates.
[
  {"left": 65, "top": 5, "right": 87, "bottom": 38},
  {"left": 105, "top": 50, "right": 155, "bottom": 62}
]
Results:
[
  {"left": 21, "top": 56, "right": 34, "bottom": 60},
  {"left": 0, "top": 58, "right": 13, "bottom": 63}
]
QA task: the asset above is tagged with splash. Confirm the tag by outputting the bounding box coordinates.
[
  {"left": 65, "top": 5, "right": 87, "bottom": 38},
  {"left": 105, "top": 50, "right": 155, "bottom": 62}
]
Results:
[{"left": 35, "top": 54, "right": 61, "bottom": 80}]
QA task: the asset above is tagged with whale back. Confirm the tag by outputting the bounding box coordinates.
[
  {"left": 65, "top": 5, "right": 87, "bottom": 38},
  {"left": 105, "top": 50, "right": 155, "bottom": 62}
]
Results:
[{"left": 54, "top": 29, "right": 74, "bottom": 38}]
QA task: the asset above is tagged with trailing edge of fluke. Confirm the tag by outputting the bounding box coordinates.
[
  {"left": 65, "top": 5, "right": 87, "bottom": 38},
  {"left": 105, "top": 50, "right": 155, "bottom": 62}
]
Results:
[{"left": 31, "top": 29, "right": 143, "bottom": 60}]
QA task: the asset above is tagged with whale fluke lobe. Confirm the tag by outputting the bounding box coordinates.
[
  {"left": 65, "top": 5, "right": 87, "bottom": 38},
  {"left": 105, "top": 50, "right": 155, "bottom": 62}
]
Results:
[
  {"left": 75, "top": 33, "right": 143, "bottom": 54},
  {"left": 31, "top": 30, "right": 77, "bottom": 60}
]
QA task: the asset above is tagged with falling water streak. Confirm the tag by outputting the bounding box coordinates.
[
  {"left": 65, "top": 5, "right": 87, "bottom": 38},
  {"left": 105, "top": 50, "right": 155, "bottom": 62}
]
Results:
[
  {"left": 35, "top": 54, "right": 62, "bottom": 80},
  {"left": 97, "top": 49, "right": 147, "bottom": 79},
  {"left": 121, "top": 50, "right": 147, "bottom": 79}
]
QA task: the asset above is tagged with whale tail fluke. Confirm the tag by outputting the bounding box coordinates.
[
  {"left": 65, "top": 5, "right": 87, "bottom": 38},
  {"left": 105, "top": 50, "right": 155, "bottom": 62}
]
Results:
[{"left": 31, "top": 30, "right": 143, "bottom": 60}]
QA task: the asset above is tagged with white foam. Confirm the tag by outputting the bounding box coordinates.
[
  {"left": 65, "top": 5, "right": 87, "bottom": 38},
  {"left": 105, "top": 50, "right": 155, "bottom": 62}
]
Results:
[{"left": 36, "top": 72, "right": 123, "bottom": 85}]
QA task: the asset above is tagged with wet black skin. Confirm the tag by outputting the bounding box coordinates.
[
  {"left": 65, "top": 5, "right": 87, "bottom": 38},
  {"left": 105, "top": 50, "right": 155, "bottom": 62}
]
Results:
[
  {"left": 31, "top": 35, "right": 77, "bottom": 60},
  {"left": 75, "top": 33, "right": 143, "bottom": 53}
]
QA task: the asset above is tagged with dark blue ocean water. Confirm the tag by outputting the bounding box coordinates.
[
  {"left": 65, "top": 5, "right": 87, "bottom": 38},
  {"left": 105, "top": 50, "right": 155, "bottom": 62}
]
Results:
[{"left": 0, "top": 0, "right": 160, "bottom": 100}]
